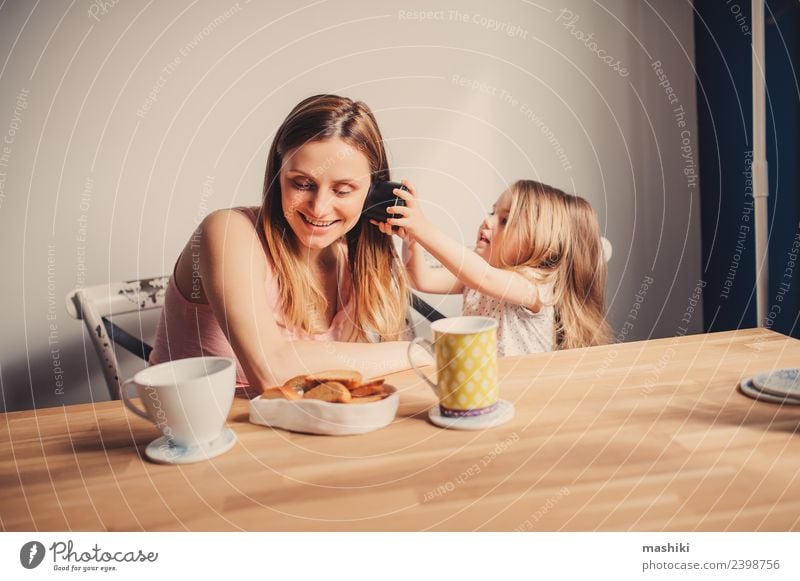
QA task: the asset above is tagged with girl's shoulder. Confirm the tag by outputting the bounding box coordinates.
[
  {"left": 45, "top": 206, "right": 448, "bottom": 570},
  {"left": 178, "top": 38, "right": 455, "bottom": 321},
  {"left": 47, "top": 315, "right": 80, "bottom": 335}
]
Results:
[
  {"left": 515, "top": 266, "right": 557, "bottom": 306},
  {"left": 517, "top": 266, "right": 555, "bottom": 285}
]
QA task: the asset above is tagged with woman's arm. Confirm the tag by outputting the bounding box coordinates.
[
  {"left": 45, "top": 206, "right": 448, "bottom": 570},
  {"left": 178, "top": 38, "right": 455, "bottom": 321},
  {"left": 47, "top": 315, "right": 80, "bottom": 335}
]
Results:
[
  {"left": 197, "top": 210, "right": 430, "bottom": 391},
  {"left": 387, "top": 185, "right": 542, "bottom": 311}
]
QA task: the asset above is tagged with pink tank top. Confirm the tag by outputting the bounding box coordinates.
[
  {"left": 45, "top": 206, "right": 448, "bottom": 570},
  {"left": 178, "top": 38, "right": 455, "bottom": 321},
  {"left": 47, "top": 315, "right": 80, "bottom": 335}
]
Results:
[{"left": 148, "top": 207, "right": 355, "bottom": 387}]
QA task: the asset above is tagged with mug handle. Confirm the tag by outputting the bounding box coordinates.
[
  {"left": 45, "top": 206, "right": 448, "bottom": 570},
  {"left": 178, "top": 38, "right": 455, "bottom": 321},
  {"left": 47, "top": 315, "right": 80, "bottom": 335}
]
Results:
[
  {"left": 120, "top": 378, "right": 151, "bottom": 421},
  {"left": 408, "top": 337, "right": 438, "bottom": 395}
]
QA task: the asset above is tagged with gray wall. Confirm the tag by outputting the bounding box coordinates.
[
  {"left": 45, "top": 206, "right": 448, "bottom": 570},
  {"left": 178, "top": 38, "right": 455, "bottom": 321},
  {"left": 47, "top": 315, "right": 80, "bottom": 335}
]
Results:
[{"left": 0, "top": 0, "right": 702, "bottom": 412}]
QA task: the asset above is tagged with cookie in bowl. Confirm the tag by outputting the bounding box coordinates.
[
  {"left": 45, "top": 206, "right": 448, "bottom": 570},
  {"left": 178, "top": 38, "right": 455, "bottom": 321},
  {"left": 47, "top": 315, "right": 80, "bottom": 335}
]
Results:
[{"left": 248, "top": 370, "right": 398, "bottom": 435}]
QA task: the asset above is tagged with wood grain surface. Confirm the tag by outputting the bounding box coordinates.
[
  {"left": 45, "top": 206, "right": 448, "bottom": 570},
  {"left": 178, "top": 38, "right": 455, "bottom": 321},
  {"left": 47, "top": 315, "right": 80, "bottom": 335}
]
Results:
[{"left": 2, "top": 328, "right": 799, "bottom": 531}]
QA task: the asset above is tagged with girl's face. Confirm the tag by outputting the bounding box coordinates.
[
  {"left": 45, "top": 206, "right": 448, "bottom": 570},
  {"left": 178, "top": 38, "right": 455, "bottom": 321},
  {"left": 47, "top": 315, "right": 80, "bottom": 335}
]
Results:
[
  {"left": 475, "top": 189, "right": 522, "bottom": 267},
  {"left": 280, "top": 138, "right": 372, "bottom": 255}
]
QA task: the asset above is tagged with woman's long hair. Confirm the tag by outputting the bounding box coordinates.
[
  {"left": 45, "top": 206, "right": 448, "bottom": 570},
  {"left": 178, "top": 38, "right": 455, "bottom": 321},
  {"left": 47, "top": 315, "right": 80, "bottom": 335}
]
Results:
[
  {"left": 501, "top": 180, "right": 612, "bottom": 349},
  {"left": 260, "top": 94, "right": 408, "bottom": 341}
]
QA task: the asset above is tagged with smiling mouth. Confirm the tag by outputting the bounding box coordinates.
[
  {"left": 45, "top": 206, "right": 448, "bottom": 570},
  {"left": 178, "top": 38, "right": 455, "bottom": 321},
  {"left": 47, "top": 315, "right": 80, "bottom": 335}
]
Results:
[
  {"left": 478, "top": 233, "right": 490, "bottom": 244},
  {"left": 300, "top": 212, "right": 339, "bottom": 228}
]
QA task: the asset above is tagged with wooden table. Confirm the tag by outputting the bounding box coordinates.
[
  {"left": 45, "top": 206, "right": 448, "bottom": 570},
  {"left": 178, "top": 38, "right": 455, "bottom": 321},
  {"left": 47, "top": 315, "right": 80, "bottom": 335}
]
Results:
[{"left": 2, "top": 328, "right": 799, "bottom": 531}]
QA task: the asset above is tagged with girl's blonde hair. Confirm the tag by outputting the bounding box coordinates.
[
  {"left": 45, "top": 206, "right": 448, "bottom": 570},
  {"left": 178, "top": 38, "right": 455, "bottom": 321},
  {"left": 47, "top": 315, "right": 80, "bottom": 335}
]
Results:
[
  {"left": 259, "top": 94, "right": 408, "bottom": 341},
  {"left": 501, "top": 180, "right": 612, "bottom": 349}
]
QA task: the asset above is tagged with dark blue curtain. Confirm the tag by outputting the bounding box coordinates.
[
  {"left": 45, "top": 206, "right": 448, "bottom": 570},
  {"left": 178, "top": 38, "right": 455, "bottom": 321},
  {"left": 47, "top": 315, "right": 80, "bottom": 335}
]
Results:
[{"left": 695, "top": 0, "right": 800, "bottom": 337}]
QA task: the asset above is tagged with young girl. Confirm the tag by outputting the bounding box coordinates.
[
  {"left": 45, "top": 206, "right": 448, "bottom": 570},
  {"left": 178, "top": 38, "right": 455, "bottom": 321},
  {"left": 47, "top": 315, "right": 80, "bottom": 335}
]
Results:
[{"left": 372, "top": 179, "right": 612, "bottom": 356}]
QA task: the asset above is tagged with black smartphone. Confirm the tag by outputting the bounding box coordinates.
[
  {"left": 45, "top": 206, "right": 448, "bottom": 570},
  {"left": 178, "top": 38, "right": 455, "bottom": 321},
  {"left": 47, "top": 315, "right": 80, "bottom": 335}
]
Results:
[{"left": 363, "top": 181, "right": 407, "bottom": 223}]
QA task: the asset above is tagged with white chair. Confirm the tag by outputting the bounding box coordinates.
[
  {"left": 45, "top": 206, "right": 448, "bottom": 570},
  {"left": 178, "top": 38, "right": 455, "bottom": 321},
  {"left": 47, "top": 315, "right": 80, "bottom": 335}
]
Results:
[
  {"left": 601, "top": 236, "right": 613, "bottom": 263},
  {"left": 66, "top": 276, "right": 169, "bottom": 400}
]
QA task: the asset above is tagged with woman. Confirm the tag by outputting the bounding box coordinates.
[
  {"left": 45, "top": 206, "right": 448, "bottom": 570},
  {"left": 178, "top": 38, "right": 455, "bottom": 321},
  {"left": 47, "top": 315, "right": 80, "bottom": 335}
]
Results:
[{"left": 149, "top": 95, "right": 425, "bottom": 394}]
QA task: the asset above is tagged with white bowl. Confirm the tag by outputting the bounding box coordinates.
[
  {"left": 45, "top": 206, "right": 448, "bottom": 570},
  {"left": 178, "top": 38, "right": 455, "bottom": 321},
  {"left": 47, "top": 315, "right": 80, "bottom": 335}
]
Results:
[{"left": 248, "top": 385, "right": 399, "bottom": 436}]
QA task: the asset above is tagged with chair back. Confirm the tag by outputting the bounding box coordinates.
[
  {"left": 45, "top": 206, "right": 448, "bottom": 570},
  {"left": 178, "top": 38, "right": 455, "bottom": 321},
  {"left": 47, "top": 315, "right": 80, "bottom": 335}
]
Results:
[{"left": 65, "top": 276, "right": 169, "bottom": 400}]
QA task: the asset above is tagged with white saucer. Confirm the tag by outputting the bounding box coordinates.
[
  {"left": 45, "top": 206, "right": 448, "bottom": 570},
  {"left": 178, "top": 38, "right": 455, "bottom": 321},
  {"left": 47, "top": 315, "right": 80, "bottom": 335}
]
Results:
[
  {"left": 428, "top": 399, "right": 515, "bottom": 430},
  {"left": 144, "top": 427, "right": 237, "bottom": 464},
  {"left": 739, "top": 377, "right": 800, "bottom": 405},
  {"left": 752, "top": 368, "right": 800, "bottom": 398}
]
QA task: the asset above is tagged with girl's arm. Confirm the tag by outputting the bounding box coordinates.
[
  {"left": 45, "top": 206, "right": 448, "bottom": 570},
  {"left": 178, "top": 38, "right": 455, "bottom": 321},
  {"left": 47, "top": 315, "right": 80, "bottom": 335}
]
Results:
[
  {"left": 387, "top": 184, "right": 542, "bottom": 312},
  {"left": 371, "top": 186, "right": 464, "bottom": 295},
  {"left": 402, "top": 238, "right": 465, "bottom": 294},
  {"left": 198, "top": 210, "right": 431, "bottom": 391}
]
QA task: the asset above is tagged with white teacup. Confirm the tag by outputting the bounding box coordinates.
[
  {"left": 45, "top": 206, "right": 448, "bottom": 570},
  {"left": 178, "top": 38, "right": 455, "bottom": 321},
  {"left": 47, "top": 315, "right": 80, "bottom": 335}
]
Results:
[{"left": 121, "top": 357, "right": 235, "bottom": 449}]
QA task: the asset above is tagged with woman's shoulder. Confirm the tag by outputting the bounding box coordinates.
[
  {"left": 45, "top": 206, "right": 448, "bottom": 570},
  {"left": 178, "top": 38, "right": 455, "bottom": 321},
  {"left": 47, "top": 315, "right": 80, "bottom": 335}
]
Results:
[
  {"left": 200, "top": 206, "right": 263, "bottom": 237},
  {"left": 208, "top": 205, "right": 260, "bottom": 222},
  {"left": 199, "top": 207, "right": 271, "bottom": 262}
]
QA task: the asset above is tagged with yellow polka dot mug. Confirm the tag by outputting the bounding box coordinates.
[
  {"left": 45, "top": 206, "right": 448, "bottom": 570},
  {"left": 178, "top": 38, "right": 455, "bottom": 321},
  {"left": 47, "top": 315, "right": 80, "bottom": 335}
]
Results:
[{"left": 408, "top": 316, "right": 499, "bottom": 418}]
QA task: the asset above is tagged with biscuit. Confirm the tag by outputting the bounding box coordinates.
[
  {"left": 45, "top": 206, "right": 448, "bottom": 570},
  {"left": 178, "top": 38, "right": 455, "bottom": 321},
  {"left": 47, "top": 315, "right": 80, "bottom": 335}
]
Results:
[
  {"left": 303, "top": 381, "right": 352, "bottom": 403},
  {"left": 283, "top": 374, "right": 316, "bottom": 392},
  {"left": 350, "top": 379, "right": 386, "bottom": 398},
  {"left": 262, "top": 386, "right": 303, "bottom": 401},
  {"left": 304, "top": 369, "right": 363, "bottom": 389}
]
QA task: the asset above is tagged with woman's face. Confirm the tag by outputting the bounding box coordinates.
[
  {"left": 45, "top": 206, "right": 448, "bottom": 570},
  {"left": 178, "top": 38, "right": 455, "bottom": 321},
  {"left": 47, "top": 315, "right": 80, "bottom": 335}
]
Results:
[{"left": 280, "top": 138, "right": 372, "bottom": 254}]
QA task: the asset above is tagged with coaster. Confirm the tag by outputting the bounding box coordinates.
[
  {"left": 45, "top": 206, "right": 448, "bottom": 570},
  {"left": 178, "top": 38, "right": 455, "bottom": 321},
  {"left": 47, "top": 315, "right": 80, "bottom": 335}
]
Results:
[
  {"left": 144, "top": 427, "right": 237, "bottom": 465},
  {"left": 428, "top": 399, "right": 514, "bottom": 430},
  {"left": 752, "top": 368, "right": 800, "bottom": 398},
  {"left": 738, "top": 377, "right": 800, "bottom": 406}
]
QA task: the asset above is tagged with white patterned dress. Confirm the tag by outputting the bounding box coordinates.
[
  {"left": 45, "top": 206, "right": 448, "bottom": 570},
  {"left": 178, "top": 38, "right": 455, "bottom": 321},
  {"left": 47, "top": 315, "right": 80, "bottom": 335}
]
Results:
[{"left": 461, "top": 282, "right": 555, "bottom": 356}]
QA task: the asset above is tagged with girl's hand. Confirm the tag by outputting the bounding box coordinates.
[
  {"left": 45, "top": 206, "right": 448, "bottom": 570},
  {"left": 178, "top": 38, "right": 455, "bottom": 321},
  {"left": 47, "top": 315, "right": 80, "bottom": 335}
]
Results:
[
  {"left": 369, "top": 217, "right": 412, "bottom": 241},
  {"left": 368, "top": 180, "right": 425, "bottom": 242},
  {"left": 384, "top": 180, "right": 431, "bottom": 240}
]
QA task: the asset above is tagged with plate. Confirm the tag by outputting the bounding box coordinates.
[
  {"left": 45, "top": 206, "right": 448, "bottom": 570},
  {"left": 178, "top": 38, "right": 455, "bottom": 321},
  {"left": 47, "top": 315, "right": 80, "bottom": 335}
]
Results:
[
  {"left": 738, "top": 377, "right": 800, "bottom": 405},
  {"left": 248, "top": 385, "right": 399, "bottom": 436},
  {"left": 144, "top": 427, "right": 237, "bottom": 464},
  {"left": 428, "top": 399, "right": 515, "bottom": 430},
  {"left": 751, "top": 368, "right": 800, "bottom": 398}
]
